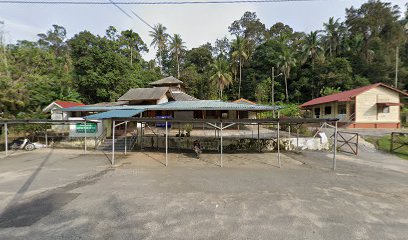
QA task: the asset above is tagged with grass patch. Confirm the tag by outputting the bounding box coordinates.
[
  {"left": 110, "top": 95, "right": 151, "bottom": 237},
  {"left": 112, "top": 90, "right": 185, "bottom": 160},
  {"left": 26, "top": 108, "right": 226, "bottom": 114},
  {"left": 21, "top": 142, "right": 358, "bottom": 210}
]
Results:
[{"left": 365, "top": 135, "right": 408, "bottom": 160}]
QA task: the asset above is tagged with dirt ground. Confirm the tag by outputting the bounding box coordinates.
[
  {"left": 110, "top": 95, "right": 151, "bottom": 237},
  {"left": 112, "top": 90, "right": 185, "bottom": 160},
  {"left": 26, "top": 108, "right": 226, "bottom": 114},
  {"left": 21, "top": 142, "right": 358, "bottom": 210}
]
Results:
[{"left": 0, "top": 147, "right": 407, "bottom": 240}]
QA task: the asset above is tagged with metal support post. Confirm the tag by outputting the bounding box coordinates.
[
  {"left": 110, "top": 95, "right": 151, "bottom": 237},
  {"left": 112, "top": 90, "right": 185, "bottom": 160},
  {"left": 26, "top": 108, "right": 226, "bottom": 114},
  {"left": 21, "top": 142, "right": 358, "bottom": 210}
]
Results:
[
  {"left": 296, "top": 125, "right": 299, "bottom": 151},
  {"left": 165, "top": 121, "right": 168, "bottom": 167},
  {"left": 257, "top": 123, "right": 261, "bottom": 152},
  {"left": 277, "top": 122, "right": 281, "bottom": 168},
  {"left": 45, "top": 128, "right": 48, "bottom": 147},
  {"left": 220, "top": 122, "right": 223, "bottom": 167},
  {"left": 333, "top": 121, "right": 338, "bottom": 170},
  {"left": 112, "top": 120, "right": 115, "bottom": 165},
  {"left": 124, "top": 121, "right": 127, "bottom": 155},
  {"left": 84, "top": 120, "right": 87, "bottom": 153},
  {"left": 4, "top": 123, "right": 8, "bottom": 157}
]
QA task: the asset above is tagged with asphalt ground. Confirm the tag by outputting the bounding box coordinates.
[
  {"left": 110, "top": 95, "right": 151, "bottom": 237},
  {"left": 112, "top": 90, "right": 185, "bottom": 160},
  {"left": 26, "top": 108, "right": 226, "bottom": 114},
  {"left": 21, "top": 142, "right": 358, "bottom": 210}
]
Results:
[{"left": 0, "top": 148, "right": 407, "bottom": 240}]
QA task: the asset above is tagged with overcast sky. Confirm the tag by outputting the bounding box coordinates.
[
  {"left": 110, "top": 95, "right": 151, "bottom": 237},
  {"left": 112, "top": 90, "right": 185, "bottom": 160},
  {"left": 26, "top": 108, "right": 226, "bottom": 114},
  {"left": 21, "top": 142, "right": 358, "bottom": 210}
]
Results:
[{"left": 0, "top": 0, "right": 406, "bottom": 60}]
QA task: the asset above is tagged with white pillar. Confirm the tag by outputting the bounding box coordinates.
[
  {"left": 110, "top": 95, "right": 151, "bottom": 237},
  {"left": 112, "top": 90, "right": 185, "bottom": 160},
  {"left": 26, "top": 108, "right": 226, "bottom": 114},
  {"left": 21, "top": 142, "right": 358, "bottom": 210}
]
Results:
[
  {"left": 112, "top": 120, "right": 115, "bottom": 165},
  {"left": 124, "top": 121, "right": 128, "bottom": 155},
  {"left": 220, "top": 122, "right": 223, "bottom": 167},
  {"left": 165, "top": 121, "right": 168, "bottom": 167},
  {"left": 4, "top": 123, "right": 8, "bottom": 157}
]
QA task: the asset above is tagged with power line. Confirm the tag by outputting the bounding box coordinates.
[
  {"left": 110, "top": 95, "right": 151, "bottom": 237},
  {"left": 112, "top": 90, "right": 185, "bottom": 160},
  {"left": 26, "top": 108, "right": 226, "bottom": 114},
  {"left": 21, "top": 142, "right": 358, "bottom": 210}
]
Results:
[
  {"left": 108, "top": 0, "right": 133, "bottom": 19},
  {"left": 131, "top": 10, "right": 154, "bottom": 30},
  {"left": 0, "top": 0, "right": 324, "bottom": 5}
]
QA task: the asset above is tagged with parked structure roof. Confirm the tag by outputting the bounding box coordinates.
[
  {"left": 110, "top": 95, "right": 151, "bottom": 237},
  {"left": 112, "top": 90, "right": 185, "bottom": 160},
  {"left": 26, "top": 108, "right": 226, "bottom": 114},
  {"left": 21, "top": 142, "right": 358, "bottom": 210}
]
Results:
[
  {"left": 85, "top": 109, "right": 144, "bottom": 119},
  {"left": 300, "top": 83, "right": 408, "bottom": 108},
  {"left": 62, "top": 100, "right": 281, "bottom": 112},
  {"left": 149, "top": 76, "right": 184, "bottom": 86},
  {"left": 172, "top": 92, "right": 198, "bottom": 101},
  {"left": 118, "top": 87, "right": 170, "bottom": 101}
]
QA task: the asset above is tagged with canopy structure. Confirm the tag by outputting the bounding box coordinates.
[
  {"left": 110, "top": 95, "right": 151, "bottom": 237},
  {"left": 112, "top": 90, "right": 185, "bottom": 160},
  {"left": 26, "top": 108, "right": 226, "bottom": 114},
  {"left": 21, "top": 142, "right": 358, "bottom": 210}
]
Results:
[{"left": 85, "top": 109, "right": 144, "bottom": 120}]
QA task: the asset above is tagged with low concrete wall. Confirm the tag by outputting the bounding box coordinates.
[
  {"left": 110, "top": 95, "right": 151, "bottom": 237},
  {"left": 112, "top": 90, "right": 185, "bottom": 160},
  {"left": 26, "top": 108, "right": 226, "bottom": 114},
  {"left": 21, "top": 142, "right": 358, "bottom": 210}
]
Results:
[{"left": 140, "top": 136, "right": 330, "bottom": 152}]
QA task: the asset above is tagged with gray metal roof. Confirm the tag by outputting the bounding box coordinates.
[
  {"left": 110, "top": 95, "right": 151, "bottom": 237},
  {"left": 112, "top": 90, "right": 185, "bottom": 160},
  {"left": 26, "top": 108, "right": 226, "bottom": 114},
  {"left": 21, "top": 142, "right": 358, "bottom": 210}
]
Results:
[
  {"left": 172, "top": 92, "right": 199, "bottom": 101},
  {"left": 62, "top": 100, "right": 281, "bottom": 112},
  {"left": 85, "top": 109, "right": 144, "bottom": 119},
  {"left": 149, "top": 76, "right": 184, "bottom": 86},
  {"left": 118, "top": 87, "right": 170, "bottom": 101}
]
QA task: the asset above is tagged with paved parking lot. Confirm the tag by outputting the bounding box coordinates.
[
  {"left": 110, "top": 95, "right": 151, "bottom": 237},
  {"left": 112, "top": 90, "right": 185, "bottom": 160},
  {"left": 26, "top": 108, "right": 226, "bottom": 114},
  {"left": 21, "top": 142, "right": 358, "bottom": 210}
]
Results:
[{"left": 0, "top": 148, "right": 408, "bottom": 239}]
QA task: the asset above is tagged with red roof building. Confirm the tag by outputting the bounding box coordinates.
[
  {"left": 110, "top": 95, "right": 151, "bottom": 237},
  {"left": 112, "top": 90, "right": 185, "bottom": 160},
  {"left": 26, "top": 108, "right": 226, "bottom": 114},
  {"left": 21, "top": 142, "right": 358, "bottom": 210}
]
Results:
[{"left": 300, "top": 83, "right": 408, "bottom": 129}]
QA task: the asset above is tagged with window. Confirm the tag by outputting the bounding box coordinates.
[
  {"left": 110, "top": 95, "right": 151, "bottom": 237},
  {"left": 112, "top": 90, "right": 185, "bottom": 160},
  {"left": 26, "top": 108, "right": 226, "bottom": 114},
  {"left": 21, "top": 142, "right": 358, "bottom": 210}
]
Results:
[
  {"left": 324, "top": 106, "right": 332, "bottom": 115},
  {"left": 314, "top": 108, "right": 320, "bottom": 118},
  {"left": 338, "top": 104, "right": 347, "bottom": 114},
  {"left": 378, "top": 105, "right": 390, "bottom": 113}
]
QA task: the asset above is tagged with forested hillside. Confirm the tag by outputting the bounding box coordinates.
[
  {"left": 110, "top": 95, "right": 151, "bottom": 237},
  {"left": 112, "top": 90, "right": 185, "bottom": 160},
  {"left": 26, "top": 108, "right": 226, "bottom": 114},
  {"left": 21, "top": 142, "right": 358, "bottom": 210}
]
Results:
[{"left": 0, "top": 0, "right": 407, "bottom": 118}]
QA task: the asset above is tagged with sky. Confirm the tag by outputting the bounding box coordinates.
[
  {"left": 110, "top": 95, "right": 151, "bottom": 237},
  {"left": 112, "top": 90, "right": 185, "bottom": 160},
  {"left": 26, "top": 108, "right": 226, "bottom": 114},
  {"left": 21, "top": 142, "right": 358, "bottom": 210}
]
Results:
[{"left": 0, "top": 0, "right": 407, "bottom": 60}]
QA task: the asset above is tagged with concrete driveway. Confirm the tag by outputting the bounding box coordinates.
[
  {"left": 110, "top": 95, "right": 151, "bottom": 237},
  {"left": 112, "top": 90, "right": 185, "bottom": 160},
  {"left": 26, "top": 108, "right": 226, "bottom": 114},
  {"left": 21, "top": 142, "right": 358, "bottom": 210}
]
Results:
[{"left": 0, "top": 148, "right": 407, "bottom": 239}]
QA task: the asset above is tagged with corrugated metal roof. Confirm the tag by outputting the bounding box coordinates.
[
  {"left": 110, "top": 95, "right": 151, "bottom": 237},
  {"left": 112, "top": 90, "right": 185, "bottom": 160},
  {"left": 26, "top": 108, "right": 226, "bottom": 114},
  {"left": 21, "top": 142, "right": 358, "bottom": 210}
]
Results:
[
  {"left": 172, "top": 92, "right": 199, "bottom": 101},
  {"left": 118, "top": 87, "right": 169, "bottom": 101},
  {"left": 63, "top": 100, "right": 281, "bottom": 112},
  {"left": 148, "top": 100, "right": 279, "bottom": 111},
  {"left": 149, "top": 76, "right": 184, "bottom": 85},
  {"left": 301, "top": 83, "right": 408, "bottom": 108},
  {"left": 85, "top": 109, "right": 145, "bottom": 119}
]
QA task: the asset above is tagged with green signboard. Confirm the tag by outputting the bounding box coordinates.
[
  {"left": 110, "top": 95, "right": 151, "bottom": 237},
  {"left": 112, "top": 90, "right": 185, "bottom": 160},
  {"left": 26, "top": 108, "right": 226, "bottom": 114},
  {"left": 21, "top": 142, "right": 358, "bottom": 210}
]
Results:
[{"left": 76, "top": 122, "right": 97, "bottom": 133}]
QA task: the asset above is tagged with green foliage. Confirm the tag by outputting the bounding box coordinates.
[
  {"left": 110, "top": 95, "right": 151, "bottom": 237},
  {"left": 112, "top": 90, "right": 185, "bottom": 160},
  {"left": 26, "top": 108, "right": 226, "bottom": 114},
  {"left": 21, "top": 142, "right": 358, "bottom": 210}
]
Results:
[
  {"left": 365, "top": 135, "right": 408, "bottom": 160},
  {"left": 1, "top": 1, "right": 408, "bottom": 118}
]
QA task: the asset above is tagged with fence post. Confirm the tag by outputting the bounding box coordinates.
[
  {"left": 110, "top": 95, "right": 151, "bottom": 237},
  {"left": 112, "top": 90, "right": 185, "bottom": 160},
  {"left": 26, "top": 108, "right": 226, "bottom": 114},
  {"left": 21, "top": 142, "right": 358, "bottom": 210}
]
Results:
[{"left": 390, "top": 132, "right": 394, "bottom": 152}]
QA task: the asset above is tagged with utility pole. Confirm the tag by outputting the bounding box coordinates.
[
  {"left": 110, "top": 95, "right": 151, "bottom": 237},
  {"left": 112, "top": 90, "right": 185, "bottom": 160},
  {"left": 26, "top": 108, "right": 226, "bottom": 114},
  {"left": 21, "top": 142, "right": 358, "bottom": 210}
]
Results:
[
  {"left": 271, "top": 66, "right": 275, "bottom": 118},
  {"left": 395, "top": 46, "right": 399, "bottom": 88},
  {"left": 0, "top": 20, "right": 10, "bottom": 77}
]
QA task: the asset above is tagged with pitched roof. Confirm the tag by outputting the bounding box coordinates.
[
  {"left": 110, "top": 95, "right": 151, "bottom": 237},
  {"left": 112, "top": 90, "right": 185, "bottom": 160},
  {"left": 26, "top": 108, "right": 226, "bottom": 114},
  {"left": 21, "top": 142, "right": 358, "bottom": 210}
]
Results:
[
  {"left": 172, "top": 92, "right": 199, "bottom": 101},
  {"left": 233, "top": 98, "right": 256, "bottom": 105},
  {"left": 55, "top": 101, "right": 85, "bottom": 108},
  {"left": 62, "top": 100, "right": 282, "bottom": 112},
  {"left": 149, "top": 76, "right": 184, "bottom": 86},
  {"left": 118, "top": 87, "right": 171, "bottom": 101},
  {"left": 300, "top": 83, "right": 408, "bottom": 108},
  {"left": 43, "top": 101, "right": 85, "bottom": 113}
]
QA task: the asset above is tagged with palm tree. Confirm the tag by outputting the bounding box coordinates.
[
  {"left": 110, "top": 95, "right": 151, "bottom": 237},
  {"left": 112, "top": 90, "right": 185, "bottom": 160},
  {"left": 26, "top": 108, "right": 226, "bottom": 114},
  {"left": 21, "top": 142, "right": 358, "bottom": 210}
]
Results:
[
  {"left": 169, "top": 34, "right": 186, "bottom": 78},
  {"left": 231, "top": 36, "right": 249, "bottom": 99},
  {"left": 149, "top": 23, "right": 169, "bottom": 72},
  {"left": 278, "top": 48, "right": 296, "bottom": 102},
  {"left": 302, "top": 31, "right": 323, "bottom": 66},
  {"left": 210, "top": 58, "right": 233, "bottom": 99},
  {"left": 323, "top": 17, "right": 341, "bottom": 57}
]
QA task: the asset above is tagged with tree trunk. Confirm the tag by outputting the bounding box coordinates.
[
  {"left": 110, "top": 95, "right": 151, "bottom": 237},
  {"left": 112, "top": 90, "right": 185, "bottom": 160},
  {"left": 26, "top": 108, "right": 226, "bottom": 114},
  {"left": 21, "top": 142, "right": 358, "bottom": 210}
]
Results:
[
  {"left": 238, "top": 58, "right": 242, "bottom": 99},
  {"left": 176, "top": 54, "right": 180, "bottom": 78},
  {"left": 130, "top": 47, "right": 133, "bottom": 65},
  {"left": 284, "top": 74, "right": 289, "bottom": 102}
]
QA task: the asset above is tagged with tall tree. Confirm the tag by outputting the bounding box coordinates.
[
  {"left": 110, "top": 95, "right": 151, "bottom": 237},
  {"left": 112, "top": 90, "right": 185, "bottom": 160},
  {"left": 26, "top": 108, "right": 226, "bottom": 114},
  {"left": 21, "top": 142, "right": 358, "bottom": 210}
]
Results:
[
  {"left": 278, "top": 47, "right": 296, "bottom": 102},
  {"left": 149, "top": 23, "right": 169, "bottom": 73},
  {"left": 231, "top": 36, "right": 249, "bottom": 98},
  {"left": 169, "top": 34, "right": 186, "bottom": 78},
  {"left": 210, "top": 58, "right": 233, "bottom": 99},
  {"left": 119, "top": 30, "right": 148, "bottom": 65},
  {"left": 323, "top": 17, "right": 342, "bottom": 57}
]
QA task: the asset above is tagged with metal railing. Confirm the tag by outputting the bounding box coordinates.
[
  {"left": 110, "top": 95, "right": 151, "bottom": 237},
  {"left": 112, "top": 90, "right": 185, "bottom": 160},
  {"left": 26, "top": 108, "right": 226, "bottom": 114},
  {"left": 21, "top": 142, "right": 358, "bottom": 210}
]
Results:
[{"left": 95, "top": 128, "right": 107, "bottom": 149}]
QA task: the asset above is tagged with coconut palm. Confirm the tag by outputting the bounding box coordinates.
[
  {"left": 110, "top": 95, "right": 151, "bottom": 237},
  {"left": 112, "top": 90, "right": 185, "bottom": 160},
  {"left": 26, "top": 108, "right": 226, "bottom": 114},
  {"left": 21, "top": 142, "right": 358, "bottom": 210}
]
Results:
[
  {"left": 169, "top": 34, "right": 186, "bottom": 78},
  {"left": 231, "top": 36, "right": 249, "bottom": 99},
  {"left": 210, "top": 58, "right": 233, "bottom": 99},
  {"left": 302, "top": 31, "right": 323, "bottom": 67},
  {"left": 149, "top": 23, "right": 169, "bottom": 72},
  {"left": 323, "top": 17, "right": 341, "bottom": 57},
  {"left": 278, "top": 47, "right": 296, "bottom": 102}
]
